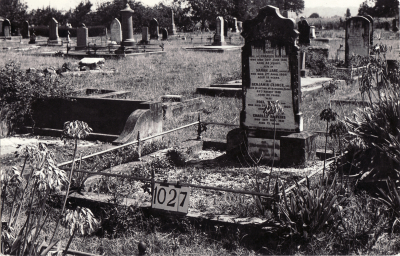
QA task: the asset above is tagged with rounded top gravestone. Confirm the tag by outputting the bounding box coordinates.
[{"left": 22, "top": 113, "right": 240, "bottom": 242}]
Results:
[{"left": 110, "top": 18, "right": 122, "bottom": 43}]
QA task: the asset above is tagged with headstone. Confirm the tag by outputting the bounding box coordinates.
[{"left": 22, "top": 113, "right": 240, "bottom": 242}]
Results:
[
  {"left": 149, "top": 18, "right": 159, "bottom": 40},
  {"left": 0, "top": 18, "right": 3, "bottom": 35},
  {"left": 169, "top": 10, "right": 176, "bottom": 35},
  {"left": 141, "top": 27, "right": 149, "bottom": 44},
  {"left": 67, "top": 30, "right": 71, "bottom": 43},
  {"left": 48, "top": 17, "right": 61, "bottom": 45},
  {"left": 232, "top": 18, "right": 238, "bottom": 33},
  {"left": 363, "top": 14, "right": 374, "bottom": 46},
  {"left": 345, "top": 16, "right": 370, "bottom": 67},
  {"left": 237, "top": 21, "right": 243, "bottom": 32},
  {"left": 160, "top": 28, "right": 168, "bottom": 40},
  {"left": 110, "top": 18, "right": 122, "bottom": 44},
  {"left": 229, "top": 5, "right": 316, "bottom": 166},
  {"left": 297, "top": 16, "right": 310, "bottom": 46},
  {"left": 22, "top": 20, "right": 30, "bottom": 38},
  {"left": 310, "top": 26, "right": 316, "bottom": 39},
  {"left": 76, "top": 24, "right": 88, "bottom": 50},
  {"left": 224, "top": 19, "right": 228, "bottom": 37},
  {"left": 3, "top": 19, "right": 11, "bottom": 38},
  {"left": 212, "top": 16, "right": 225, "bottom": 46},
  {"left": 116, "top": 3, "right": 136, "bottom": 53},
  {"left": 29, "top": 31, "right": 36, "bottom": 44},
  {"left": 384, "top": 22, "right": 390, "bottom": 31},
  {"left": 393, "top": 18, "right": 399, "bottom": 32}
]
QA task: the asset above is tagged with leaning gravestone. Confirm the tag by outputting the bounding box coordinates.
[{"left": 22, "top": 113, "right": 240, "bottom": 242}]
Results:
[
  {"left": 3, "top": 19, "right": 11, "bottom": 38},
  {"left": 212, "top": 16, "right": 225, "bottom": 46},
  {"left": 110, "top": 18, "right": 122, "bottom": 44},
  {"left": 160, "top": 28, "right": 168, "bottom": 40},
  {"left": 149, "top": 18, "right": 159, "bottom": 40},
  {"left": 345, "top": 16, "right": 370, "bottom": 67},
  {"left": 48, "top": 17, "right": 61, "bottom": 45},
  {"left": 22, "top": 20, "right": 30, "bottom": 38},
  {"left": 76, "top": 24, "right": 88, "bottom": 50},
  {"left": 227, "top": 5, "right": 316, "bottom": 166}
]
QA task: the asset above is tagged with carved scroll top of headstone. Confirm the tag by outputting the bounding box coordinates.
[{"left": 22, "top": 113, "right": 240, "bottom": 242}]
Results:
[{"left": 241, "top": 6, "right": 298, "bottom": 45}]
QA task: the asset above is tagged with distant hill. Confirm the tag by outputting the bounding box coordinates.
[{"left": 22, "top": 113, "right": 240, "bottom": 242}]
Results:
[{"left": 302, "top": 6, "right": 359, "bottom": 18}]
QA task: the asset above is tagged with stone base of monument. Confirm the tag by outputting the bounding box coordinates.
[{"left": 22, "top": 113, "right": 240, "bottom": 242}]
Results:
[
  {"left": 137, "top": 40, "right": 150, "bottom": 45},
  {"left": 212, "top": 41, "right": 227, "bottom": 46},
  {"left": 48, "top": 39, "right": 62, "bottom": 45},
  {"left": 226, "top": 128, "right": 317, "bottom": 167},
  {"left": 74, "top": 46, "right": 87, "bottom": 51},
  {"left": 185, "top": 45, "right": 242, "bottom": 53}
]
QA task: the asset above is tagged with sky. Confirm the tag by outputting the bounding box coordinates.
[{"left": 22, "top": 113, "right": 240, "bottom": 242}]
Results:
[{"left": 24, "top": 0, "right": 367, "bottom": 12}]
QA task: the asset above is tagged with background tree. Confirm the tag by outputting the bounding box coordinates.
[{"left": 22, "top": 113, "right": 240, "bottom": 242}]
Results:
[
  {"left": 309, "top": 12, "right": 320, "bottom": 18},
  {"left": 345, "top": 8, "right": 351, "bottom": 17},
  {"left": 28, "top": 7, "right": 66, "bottom": 26},
  {"left": 358, "top": 1, "right": 376, "bottom": 16},
  {"left": 69, "top": 1, "right": 93, "bottom": 27},
  {"left": 374, "top": 0, "right": 399, "bottom": 17},
  {"left": 0, "top": 0, "right": 28, "bottom": 31}
]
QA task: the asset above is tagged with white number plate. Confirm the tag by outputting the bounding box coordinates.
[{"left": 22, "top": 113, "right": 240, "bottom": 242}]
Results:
[{"left": 152, "top": 183, "right": 190, "bottom": 214}]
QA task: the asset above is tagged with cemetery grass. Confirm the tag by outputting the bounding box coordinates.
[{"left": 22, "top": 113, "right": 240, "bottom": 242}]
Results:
[{"left": 2, "top": 34, "right": 400, "bottom": 255}]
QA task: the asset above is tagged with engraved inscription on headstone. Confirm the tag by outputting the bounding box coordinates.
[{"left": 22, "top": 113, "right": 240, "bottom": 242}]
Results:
[
  {"left": 244, "top": 42, "right": 296, "bottom": 132},
  {"left": 248, "top": 138, "right": 280, "bottom": 160}
]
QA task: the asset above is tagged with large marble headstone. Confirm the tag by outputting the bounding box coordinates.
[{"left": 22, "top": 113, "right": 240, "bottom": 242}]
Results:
[
  {"left": 110, "top": 18, "right": 122, "bottom": 43},
  {"left": 3, "top": 19, "right": 11, "bottom": 38},
  {"left": 345, "top": 16, "right": 370, "bottom": 67},
  {"left": 49, "top": 17, "right": 61, "bottom": 44},
  {"left": 76, "top": 24, "right": 88, "bottom": 50},
  {"left": 149, "top": 18, "right": 159, "bottom": 40},
  {"left": 212, "top": 16, "right": 225, "bottom": 46},
  {"left": 22, "top": 20, "right": 30, "bottom": 38},
  {"left": 297, "top": 18, "right": 310, "bottom": 45},
  {"left": 229, "top": 5, "right": 316, "bottom": 166},
  {"left": 169, "top": 10, "right": 176, "bottom": 35}
]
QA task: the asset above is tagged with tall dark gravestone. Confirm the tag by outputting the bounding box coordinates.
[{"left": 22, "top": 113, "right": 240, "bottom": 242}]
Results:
[
  {"left": 297, "top": 17, "right": 310, "bottom": 46},
  {"left": 345, "top": 16, "right": 370, "bottom": 67},
  {"left": 228, "top": 5, "right": 316, "bottom": 166},
  {"left": 3, "top": 19, "right": 11, "bottom": 38},
  {"left": 22, "top": 20, "right": 30, "bottom": 38},
  {"left": 149, "top": 18, "right": 159, "bottom": 40},
  {"left": 160, "top": 28, "right": 168, "bottom": 40}
]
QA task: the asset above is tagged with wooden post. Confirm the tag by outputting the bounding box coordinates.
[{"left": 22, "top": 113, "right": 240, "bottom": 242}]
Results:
[
  {"left": 137, "top": 131, "right": 141, "bottom": 161},
  {"left": 197, "top": 113, "right": 202, "bottom": 140},
  {"left": 151, "top": 169, "right": 155, "bottom": 204}
]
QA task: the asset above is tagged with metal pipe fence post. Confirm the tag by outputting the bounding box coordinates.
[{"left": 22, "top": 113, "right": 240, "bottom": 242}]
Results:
[
  {"left": 197, "top": 113, "right": 202, "bottom": 140},
  {"left": 137, "top": 131, "right": 141, "bottom": 161},
  {"left": 151, "top": 169, "right": 155, "bottom": 204}
]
